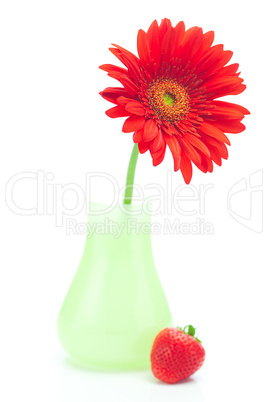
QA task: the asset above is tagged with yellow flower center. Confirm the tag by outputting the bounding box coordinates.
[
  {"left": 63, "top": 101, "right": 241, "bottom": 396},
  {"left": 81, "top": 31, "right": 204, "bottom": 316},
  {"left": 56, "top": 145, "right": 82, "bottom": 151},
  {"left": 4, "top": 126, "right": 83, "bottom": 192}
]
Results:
[{"left": 148, "top": 79, "right": 190, "bottom": 122}]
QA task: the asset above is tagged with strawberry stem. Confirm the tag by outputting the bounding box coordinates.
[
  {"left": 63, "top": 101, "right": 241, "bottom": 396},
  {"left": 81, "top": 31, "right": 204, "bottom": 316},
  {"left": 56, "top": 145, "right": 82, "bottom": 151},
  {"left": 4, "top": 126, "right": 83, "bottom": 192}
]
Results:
[
  {"left": 185, "top": 325, "right": 195, "bottom": 337},
  {"left": 178, "top": 325, "right": 202, "bottom": 343}
]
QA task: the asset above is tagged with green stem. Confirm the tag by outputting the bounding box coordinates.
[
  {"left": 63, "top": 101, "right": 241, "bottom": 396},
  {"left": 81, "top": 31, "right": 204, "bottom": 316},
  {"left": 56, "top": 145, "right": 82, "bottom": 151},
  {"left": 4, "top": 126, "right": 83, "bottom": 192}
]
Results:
[{"left": 123, "top": 143, "right": 139, "bottom": 204}]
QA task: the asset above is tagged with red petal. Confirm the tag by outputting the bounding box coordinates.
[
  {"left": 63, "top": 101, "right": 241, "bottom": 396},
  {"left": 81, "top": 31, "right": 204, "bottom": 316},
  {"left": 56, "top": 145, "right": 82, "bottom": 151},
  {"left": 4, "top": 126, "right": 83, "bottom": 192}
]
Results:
[
  {"left": 180, "top": 150, "right": 193, "bottom": 184},
  {"left": 227, "top": 84, "right": 246, "bottom": 96},
  {"left": 204, "top": 50, "right": 233, "bottom": 77},
  {"left": 105, "top": 105, "right": 130, "bottom": 118},
  {"left": 117, "top": 96, "right": 135, "bottom": 105},
  {"left": 185, "top": 134, "right": 211, "bottom": 158},
  {"left": 125, "top": 101, "right": 145, "bottom": 116},
  {"left": 138, "top": 140, "right": 150, "bottom": 154},
  {"left": 100, "top": 87, "right": 130, "bottom": 105},
  {"left": 122, "top": 116, "right": 145, "bottom": 133},
  {"left": 194, "top": 44, "right": 224, "bottom": 74},
  {"left": 204, "top": 75, "right": 244, "bottom": 91},
  {"left": 213, "top": 63, "right": 239, "bottom": 77},
  {"left": 143, "top": 119, "right": 158, "bottom": 141},
  {"left": 212, "top": 100, "right": 250, "bottom": 116},
  {"left": 161, "top": 27, "right": 177, "bottom": 63},
  {"left": 158, "top": 18, "right": 172, "bottom": 42},
  {"left": 207, "top": 157, "right": 213, "bottom": 172},
  {"left": 152, "top": 144, "right": 167, "bottom": 166},
  {"left": 209, "top": 147, "right": 222, "bottom": 166},
  {"left": 202, "top": 134, "right": 229, "bottom": 159},
  {"left": 165, "top": 135, "right": 181, "bottom": 159},
  {"left": 174, "top": 21, "right": 185, "bottom": 45},
  {"left": 133, "top": 128, "right": 143, "bottom": 143},
  {"left": 179, "top": 27, "right": 203, "bottom": 63},
  {"left": 195, "top": 155, "right": 214, "bottom": 173},
  {"left": 110, "top": 45, "right": 140, "bottom": 81},
  {"left": 147, "top": 20, "right": 160, "bottom": 60},
  {"left": 200, "top": 30, "right": 214, "bottom": 51},
  {"left": 165, "top": 136, "right": 181, "bottom": 172},
  {"left": 110, "top": 44, "right": 139, "bottom": 63},
  {"left": 137, "top": 29, "right": 151, "bottom": 66},
  {"left": 161, "top": 124, "right": 173, "bottom": 136},
  {"left": 209, "top": 105, "right": 245, "bottom": 120},
  {"left": 173, "top": 157, "right": 181, "bottom": 172},
  {"left": 211, "top": 120, "right": 246, "bottom": 134},
  {"left": 199, "top": 121, "right": 231, "bottom": 145},
  {"left": 118, "top": 75, "right": 139, "bottom": 97},
  {"left": 99, "top": 64, "right": 128, "bottom": 75},
  {"left": 179, "top": 137, "right": 202, "bottom": 165},
  {"left": 214, "top": 63, "right": 239, "bottom": 76},
  {"left": 151, "top": 129, "right": 165, "bottom": 152},
  {"left": 190, "top": 30, "right": 214, "bottom": 65},
  {"left": 206, "top": 78, "right": 246, "bottom": 99}
]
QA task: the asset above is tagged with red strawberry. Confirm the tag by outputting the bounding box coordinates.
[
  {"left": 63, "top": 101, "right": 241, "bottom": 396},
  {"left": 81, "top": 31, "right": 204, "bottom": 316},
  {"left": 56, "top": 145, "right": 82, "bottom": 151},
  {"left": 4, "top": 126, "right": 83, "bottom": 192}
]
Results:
[{"left": 150, "top": 325, "right": 205, "bottom": 384}]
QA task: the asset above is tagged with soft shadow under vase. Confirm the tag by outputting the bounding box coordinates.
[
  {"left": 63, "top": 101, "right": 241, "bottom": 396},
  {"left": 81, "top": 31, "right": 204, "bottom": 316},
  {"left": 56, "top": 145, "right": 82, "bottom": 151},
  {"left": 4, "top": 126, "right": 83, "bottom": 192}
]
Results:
[{"left": 57, "top": 204, "right": 172, "bottom": 369}]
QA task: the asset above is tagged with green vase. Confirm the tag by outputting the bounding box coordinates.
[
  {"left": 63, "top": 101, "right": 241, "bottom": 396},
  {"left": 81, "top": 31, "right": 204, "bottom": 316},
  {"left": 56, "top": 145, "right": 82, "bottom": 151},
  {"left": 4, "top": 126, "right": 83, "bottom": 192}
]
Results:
[{"left": 57, "top": 203, "right": 172, "bottom": 369}]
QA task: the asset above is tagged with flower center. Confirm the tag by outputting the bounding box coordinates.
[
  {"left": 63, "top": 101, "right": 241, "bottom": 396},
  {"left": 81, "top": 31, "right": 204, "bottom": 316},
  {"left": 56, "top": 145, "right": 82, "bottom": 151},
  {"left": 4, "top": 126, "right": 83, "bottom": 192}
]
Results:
[
  {"left": 148, "top": 79, "right": 190, "bottom": 122},
  {"left": 163, "top": 92, "right": 175, "bottom": 106}
]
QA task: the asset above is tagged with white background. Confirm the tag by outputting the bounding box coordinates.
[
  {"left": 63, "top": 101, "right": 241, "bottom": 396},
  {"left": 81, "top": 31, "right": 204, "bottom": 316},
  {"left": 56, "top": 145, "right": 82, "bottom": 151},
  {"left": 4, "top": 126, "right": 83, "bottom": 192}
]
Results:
[{"left": 0, "top": 1, "right": 267, "bottom": 401}]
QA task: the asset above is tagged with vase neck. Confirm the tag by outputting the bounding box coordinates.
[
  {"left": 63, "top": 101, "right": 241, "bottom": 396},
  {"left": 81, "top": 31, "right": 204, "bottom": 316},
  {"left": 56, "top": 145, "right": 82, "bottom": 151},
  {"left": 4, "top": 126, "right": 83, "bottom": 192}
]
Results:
[{"left": 84, "top": 204, "right": 153, "bottom": 255}]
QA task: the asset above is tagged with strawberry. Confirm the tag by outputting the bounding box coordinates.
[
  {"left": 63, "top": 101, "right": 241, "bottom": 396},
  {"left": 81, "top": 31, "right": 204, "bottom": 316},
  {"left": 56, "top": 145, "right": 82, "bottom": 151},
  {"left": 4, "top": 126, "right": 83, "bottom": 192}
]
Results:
[{"left": 150, "top": 325, "right": 205, "bottom": 384}]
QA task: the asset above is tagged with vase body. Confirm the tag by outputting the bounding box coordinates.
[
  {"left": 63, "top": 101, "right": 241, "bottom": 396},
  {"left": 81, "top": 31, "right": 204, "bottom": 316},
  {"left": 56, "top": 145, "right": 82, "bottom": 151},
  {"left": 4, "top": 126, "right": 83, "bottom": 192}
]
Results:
[{"left": 57, "top": 203, "right": 172, "bottom": 369}]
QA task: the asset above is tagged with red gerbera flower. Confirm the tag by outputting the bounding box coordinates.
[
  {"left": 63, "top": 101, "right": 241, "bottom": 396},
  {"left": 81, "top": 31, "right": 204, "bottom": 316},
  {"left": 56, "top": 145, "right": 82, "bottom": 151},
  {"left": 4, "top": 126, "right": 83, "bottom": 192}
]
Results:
[{"left": 100, "top": 18, "right": 249, "bottom": 184}]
